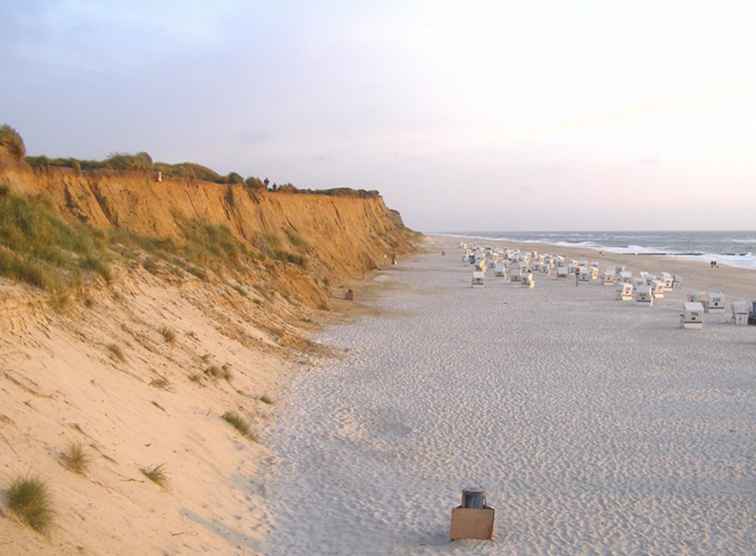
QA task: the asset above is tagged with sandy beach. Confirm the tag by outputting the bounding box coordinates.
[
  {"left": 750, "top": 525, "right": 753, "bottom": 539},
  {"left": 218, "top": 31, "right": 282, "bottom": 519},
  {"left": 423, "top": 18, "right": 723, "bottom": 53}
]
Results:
[{"left": 260, "top": 235, "right": 756, "bottom": 555}]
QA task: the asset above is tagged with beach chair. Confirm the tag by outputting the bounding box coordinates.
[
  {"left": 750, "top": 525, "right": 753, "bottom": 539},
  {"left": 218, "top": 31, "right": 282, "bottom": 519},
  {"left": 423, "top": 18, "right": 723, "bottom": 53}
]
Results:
[
  {"left": 681, "top": 302, "right": 704, "bottom": 329},
  {"left": 602, "top": 271, "right": 617, "bottom": 286},
  {"left": 620, "top": 271, "right": 633, "bottom": 284},
  {"left": 471, "top": 271, "right": 485, "bottom": 288},
  {"left": 522, "top": 272, "right": 535, "bottom": 288},
  {"left": 750, "top": 301, "right": 756, "bottom": 325},
  {"left": 706, "top": 290, "right": 725, "bottom": 313},
  {"left": 616, "top": 282, "right": 633, "bottom": 301},
  {"left": 494, "top": 261, "right": 507, "bottom": 277},
  {"left": 660, "top": 272, "right": 674, "bottom": 291},
  {"left": 635, "top": 285, "right": 654, "bottom": 305},
  {"left": 731, "top": 301, "right": 749, "bottom": 326},
  {"left": 578, "top": 268, "right": 591, "bottom": 282},
  {"left": 651, "top": 280, "right": 665, "bottom": 299},
  {"left": 510, "top": 265, "right": 523, "bottom": 282},
  {"left": 556, "top": 266, "right": 568, "bottom": 278}
]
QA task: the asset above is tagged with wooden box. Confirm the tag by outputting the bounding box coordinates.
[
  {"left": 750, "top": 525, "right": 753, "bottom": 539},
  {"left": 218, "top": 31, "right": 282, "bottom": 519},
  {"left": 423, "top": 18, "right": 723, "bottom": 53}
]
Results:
[{"left": 449, "top": 507, "right": 495, "bottom": 541}]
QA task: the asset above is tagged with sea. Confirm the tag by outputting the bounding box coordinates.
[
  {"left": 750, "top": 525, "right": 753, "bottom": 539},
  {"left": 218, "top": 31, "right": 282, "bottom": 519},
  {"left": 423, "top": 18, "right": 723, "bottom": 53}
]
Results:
[{"left": 443, "top": 231, "right": 756, "bottom": 271}]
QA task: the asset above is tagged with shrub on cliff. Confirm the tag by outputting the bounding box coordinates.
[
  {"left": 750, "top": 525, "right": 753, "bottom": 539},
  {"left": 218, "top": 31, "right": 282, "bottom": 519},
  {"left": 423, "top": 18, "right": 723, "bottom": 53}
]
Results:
[
  {"left": 226, "top": 172, "right": 244, "bottom": 184},
  {"left": 105, "top": 152, "right": 153, "bottom": 171},
  {"left": 0, "top": 124, "right": 26, "bottom": 161},
  {"left": 245, "top": 177, "right": 266, "bottom": 190}
]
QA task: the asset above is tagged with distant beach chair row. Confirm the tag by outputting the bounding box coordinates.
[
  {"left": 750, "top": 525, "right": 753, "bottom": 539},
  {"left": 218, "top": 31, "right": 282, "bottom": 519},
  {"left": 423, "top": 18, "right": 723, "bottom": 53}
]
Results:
[{"left": 457, "top": 242, "right": 756, "bottom": 329}]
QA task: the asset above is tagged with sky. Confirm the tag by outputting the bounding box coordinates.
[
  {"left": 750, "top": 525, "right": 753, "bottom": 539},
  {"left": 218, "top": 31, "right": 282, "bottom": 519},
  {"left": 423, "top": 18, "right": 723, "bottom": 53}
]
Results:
[{"left": 2, "top": 1, "right": 756, "bottom": 231}]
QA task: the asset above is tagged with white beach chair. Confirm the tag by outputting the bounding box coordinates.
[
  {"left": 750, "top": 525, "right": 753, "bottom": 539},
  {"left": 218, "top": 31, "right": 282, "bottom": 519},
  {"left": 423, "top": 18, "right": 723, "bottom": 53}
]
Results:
[
  {"left": 620, "top": 271, "right": 633, "bottom": 284},
  {"left": 651, "top": 280, "right": 665, "bottom": 299},
  {"left": 471, "top": 271, "right": 485, "bottom": 288},
  {"left": 706, "top": 290, "right": 725, "bottom": 313},
  {"left": 635, "top": 285, "right": 654, "bottom": 305},
  {"left": 616, "top": 282, "right": 633, "bottom": 301},
  {"left": 660, "top": 272, "right": 674, "bottom": 291},
  {"left": 556, "top": 266, "right": 568, "bottom": 278},
  {"left": 731, "top": 301, "right": 749, "bottom": 326},
  {"left": 510, "top": 265, "right": 523, "bottom": 282},
  {"left": 681, "top": 302, "right": 704, "bottom": 329}
]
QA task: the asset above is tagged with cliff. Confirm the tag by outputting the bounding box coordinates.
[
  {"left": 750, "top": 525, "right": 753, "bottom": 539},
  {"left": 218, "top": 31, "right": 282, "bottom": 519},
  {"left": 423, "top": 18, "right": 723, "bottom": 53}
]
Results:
[{"left": 0, "top": 150, "right": 419, "bottom": 554}]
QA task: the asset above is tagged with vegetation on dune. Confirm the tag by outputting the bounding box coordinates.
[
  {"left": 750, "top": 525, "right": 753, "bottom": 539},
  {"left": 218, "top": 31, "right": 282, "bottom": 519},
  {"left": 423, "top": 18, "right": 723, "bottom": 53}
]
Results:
[
  {"left": 0, "top": 186, "right": 111, "bottom": 290},
  {"left": 0, "top": 124, "right": 26, "bottom": 161},
  {"left": 159, "top": 326, "right": 176, "bottom": 344},
  {"left": 254, "top": 232, "right": 307, "bottom": 267},
  {"left": 7, "top": 125, "right": 388, "bottom": 200},
  {"left": 140, "top": 464, "right": 167, "bottom": 487},
  {"left": 6, "top": 477, "right": 53, "bottom": 533},
  {"left": 60, "top": 442, "right": 89, "bottom": 475},
  {"left": 222, "top": 411, "right": 252, "bottom": 438}
]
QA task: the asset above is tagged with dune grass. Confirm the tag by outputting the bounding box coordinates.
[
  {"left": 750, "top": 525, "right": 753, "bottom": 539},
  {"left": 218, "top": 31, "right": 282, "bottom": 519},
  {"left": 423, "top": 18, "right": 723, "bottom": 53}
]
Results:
[
  {"left": 140, "top": 464, "right": 167, "bottom": 487},
  {"left": 60, "top": 442, "right": 89, "bottom": 475},
  {"left": 159, "top": 326, "right": 176, "bottom": 344},
  {"left": 6, "top": 477, "right": 53, "bottom": 533},
  {"left": 0, "top": 188, "right": 111, "bottom": 291},
  {"left": 107, "top": 343, "right": 125, "bottom": 362},
  {"left": 222, "top": 411, "right": 251, "bottom": 438},
  {"left": 149, "top": 377, "right": 170, "bottom": 390}
]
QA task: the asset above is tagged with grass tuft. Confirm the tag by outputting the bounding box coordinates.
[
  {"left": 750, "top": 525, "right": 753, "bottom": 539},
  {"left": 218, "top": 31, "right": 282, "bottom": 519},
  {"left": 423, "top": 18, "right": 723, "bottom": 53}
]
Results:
[
  {"left": 158, "top": 326, "right": 176, "bottom": 344},
  {"left": 149, "top": 377, "right": 170, "bottom": 390},
  {"left": 222, "top": 411, "right": 251, "bottom": 438},
  {"left": 140, "top": 464, "right": 167, "bottom": 487},
  {"left": 107, "top": 343, "right": 125, "bottom": 362},
  {"left": 6, "top": 477, "right": 53, "bottom": 533},
  {"left": 60, "top": 442, "right": 89, "bottom": 474}
]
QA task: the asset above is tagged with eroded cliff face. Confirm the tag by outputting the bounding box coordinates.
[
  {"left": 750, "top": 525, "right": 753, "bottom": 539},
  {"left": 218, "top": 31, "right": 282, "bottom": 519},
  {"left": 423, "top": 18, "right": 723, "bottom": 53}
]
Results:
[
  {"left": 0, "top": 159, "right": 419, "bottom": 554},
  {"left": 1, "top": 163, "right": 415, "bottom": 283}
]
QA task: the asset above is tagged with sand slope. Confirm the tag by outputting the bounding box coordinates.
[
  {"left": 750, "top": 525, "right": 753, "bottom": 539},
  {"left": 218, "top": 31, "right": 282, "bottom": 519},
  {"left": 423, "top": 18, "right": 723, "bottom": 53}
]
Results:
[{"left": 262, "top": 237, "right": 756, "bottom": 555}]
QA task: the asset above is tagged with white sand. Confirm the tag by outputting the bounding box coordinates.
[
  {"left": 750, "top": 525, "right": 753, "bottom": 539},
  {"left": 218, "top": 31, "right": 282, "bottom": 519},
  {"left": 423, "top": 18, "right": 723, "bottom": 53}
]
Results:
[{"left": 259, "top": 237, "right": 756, "bottom": 555}]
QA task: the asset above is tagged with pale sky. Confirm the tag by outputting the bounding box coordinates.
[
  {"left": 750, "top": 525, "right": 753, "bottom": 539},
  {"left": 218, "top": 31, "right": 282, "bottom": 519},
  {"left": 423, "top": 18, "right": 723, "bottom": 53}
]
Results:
[{"left": 2, "top": 1, "right": 756, "bottom": 231}]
